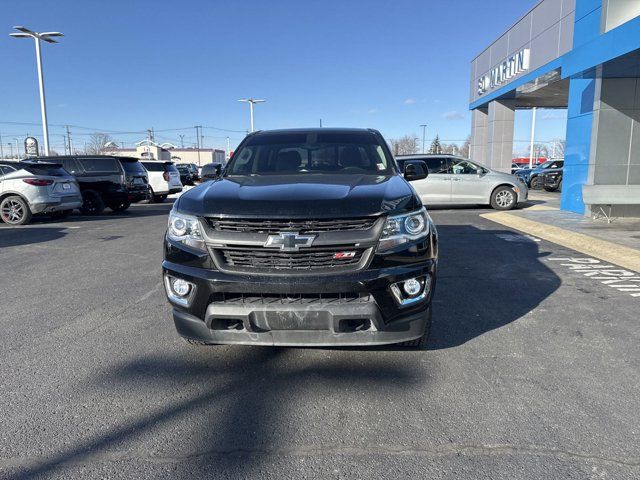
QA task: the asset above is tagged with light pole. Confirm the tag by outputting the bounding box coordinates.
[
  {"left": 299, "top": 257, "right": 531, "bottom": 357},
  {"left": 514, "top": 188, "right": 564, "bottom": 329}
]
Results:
[
  {"left": 528, "top": 107, "right": 537, "bottom": 168},
  {"left": 194, "top": 125, "right": 202, "bottom": 166},
  {"left": 8, "top": 143, "right": 14, "bottom": 159},
  {"left": 10, "top": 26, "right": 63, "bottom": 156},
  {"left": 238, "top": 98, "right": 265, "bottom": 132},
  {"left": 420, "top": 124, "right": 427, "bottom": 153},
  {"left": 14, "top": 138, "right": 20, "bottom": 159}
]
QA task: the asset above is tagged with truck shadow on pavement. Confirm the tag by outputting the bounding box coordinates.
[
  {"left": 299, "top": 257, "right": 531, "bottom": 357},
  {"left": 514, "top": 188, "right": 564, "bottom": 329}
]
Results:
[
  {"left": 427, "top": 224, "right": 561, "bottom": 350},
  {"left": 9, "top": 348, "right": 426, "bottom": 479}
]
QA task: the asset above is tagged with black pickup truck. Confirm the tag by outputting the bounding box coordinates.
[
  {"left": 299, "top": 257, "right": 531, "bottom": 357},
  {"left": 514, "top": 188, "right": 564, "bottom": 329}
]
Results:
[{"left": 162, "top": 128, "right": 438, "bottom": 347}]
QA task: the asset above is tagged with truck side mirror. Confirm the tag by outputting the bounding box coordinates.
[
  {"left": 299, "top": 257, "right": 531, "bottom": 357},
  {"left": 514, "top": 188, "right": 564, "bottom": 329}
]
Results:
[{"left": 404, "top": 161, "right": 428, "bottom": 181}]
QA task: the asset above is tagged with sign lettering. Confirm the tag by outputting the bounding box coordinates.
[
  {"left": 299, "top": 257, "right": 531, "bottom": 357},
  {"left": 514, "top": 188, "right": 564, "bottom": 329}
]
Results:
[{"left": 477, "top": 49, "right": 530, "bottom": 96}]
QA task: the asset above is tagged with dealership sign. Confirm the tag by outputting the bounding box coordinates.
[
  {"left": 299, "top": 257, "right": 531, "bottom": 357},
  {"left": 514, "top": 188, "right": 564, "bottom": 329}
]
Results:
[
  {"left": 478, "top": 49, "right": 530, "bottom": 95},
  {"left": 24, "top": 137, "right": 39, "bottom": 157}
]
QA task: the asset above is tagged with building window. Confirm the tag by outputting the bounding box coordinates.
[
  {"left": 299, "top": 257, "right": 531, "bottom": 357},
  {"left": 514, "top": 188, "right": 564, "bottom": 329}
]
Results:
[{"left": 604, "top": 0, "right": 640, "bottom": 32}]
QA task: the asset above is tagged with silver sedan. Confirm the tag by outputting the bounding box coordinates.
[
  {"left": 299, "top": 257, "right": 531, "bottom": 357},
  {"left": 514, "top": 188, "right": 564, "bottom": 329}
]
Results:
[{"left": 397, "top": 154, "right": 528, "bottom": 210}]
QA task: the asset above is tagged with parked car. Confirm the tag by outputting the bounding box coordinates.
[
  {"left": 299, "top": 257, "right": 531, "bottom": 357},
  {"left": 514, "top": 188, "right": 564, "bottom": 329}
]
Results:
[
  {"left": 511, "top": 162, "right": 529, "bottom": 174},
  {"left": 186, "top": 163, "right": 200, "bottom": 181},
  {"left": 116, "top": 157, "right": 152, "bottom": 204},
  {"left": 163, "top": 128, "right": 438, "bottom": 347},
  {"left": 0, "top": 160, "right": 82, "bottom": 225},
  {"left": 176, "top": 164, "right": 195, "bottom": 186},
  {"left": 541, "top": 168, "right": 563, "bottom": 192},
  {"left": 34, "top": 155, "right": 145, "bottom": 215},
  {"left": 516, "top": 160, "right": 564, "bottom": 189},
  {"left": 141, "top": 161, "right": 183, "bottom": 202},
  {"left": 396, "top": 154, "right": 528, "bottom": 210}
]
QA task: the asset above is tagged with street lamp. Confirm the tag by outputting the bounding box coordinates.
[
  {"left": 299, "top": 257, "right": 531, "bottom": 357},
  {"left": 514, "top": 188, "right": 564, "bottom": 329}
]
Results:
[
  {"left": 13, "top": 138, "right": 20, "bottom": 159},
  {"left": 420, "top": 124, "right": 427, "bottom": 154},
  {"left": 238, "top": 98, "right": 266, "bottom": 133},
  {"left": 9, "top": 26, "right": 63, "bottom": 156}
]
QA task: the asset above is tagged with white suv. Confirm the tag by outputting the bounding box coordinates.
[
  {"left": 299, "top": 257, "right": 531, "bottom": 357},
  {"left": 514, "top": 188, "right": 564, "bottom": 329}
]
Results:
[{"left": 141, "top": 161, "right": 183, "bottom": 203}]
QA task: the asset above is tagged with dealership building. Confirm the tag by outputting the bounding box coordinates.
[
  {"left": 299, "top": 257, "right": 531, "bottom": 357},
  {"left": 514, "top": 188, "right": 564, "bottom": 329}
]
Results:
[
  {"left": 470, "top": 0, "right": 640, "bottom": 217},
  {"left": 107, "top": 145, "right": 226, "bottom": 166}
]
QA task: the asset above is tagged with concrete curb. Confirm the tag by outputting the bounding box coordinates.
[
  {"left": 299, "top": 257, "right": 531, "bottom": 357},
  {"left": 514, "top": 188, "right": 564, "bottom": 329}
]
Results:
[{"left": 480, "top": 211, "right": 640, "bottom": 273}]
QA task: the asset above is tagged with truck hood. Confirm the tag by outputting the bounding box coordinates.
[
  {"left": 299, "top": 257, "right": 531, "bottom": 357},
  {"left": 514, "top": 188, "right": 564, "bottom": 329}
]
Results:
[{"left": 176, "top": 174, "right": 420, "bottom": 218}]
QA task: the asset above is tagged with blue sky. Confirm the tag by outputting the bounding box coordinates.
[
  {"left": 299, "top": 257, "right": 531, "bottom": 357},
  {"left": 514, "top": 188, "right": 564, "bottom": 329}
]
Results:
[{"left": 0, "top": 0, "right": 566, "bottom": 153}]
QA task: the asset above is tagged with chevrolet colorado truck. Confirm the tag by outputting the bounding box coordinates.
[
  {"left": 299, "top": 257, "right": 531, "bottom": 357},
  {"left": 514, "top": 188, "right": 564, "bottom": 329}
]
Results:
[{"left": 162, "top": 128, "right": 438, "bottom": 347}]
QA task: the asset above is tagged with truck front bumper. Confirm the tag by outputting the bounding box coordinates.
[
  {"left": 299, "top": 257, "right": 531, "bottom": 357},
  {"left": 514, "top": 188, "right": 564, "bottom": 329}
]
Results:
[{"left": 163, "top": 259, "right": 436, "bottom": 347}]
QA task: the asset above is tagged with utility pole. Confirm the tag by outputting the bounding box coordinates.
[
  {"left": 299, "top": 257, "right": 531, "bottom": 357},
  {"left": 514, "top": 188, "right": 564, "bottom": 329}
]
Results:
[
  {"left": 63, "top": 135, "right": 67, "bottom": 155},
  {"left": 8, "top": 143, "right": 14, "bottom": 159},
  {"left": 179, "top": 134, "right": 185, "bottom": 148},
  {"left": 226, "top": 136, "right": 230, "bottom": 160},
  {"left": 194, "top": 125, "right": 202, "bottom": 166},
  {"left": 238, "top": 99, "right": 265, "bottom": 132},
  {"left": 65, "top": 125, "right": 73, "bottom": 154},
  {"left": 420, "top": 124, "right": 427, "bottom": 154},
  {"left": 14, "top": 138, "right": 20, "bottom": 159},
  {"left": 10, "top": 26, "right": 63, "bottom": 156},
  {"left": 319, "top": 119, "right": 323, "bottom": 128},
  {"left": 0, "top": 131, "right": 3, "bottom": 159},
  {"left": 529, "top": 107, "right": 537, "bottom": 168}
]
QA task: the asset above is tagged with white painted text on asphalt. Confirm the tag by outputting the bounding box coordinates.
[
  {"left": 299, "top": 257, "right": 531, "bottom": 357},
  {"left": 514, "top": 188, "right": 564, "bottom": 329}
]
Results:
[{"left": 549, "top": 257, "right": 640, "bottom": 298}]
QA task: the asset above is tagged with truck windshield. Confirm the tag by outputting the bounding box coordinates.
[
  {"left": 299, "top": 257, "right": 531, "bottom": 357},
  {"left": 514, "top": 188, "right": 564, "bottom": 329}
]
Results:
[{"left": 226, "top": 132, "right": 392, "bottom": 176}]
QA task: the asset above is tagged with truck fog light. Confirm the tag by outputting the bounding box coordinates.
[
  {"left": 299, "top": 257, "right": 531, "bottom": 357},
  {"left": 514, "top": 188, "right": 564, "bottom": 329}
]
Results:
[
  {"left": 403, "top": 278, "right": 421, "bottom": 296},
  {"left": 164, "top": 275, "right": 195, "bottom": 306},
  {"left": 390, "top": 274, "right": 432, "bottom": 306},
  {"left": 172, "top": 278, "right": 191, "bottom": 297}
]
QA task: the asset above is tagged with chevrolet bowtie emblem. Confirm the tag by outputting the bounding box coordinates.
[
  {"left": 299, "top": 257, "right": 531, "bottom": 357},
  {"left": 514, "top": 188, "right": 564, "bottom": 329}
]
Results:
[{"left": 264, "top": 232, "right": 316, "bottom": 251}]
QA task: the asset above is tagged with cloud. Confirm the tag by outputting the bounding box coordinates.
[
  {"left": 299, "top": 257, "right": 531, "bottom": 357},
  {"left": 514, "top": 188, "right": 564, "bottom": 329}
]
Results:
[
  {"left": 367, "top": 108, "right": 378, "bottom": 114},
  {"left": 442, "top": 110, "right": 464, "bottom": 120},
  {"left": 403, "top": 98, "right": 416, "bottom": 105}
]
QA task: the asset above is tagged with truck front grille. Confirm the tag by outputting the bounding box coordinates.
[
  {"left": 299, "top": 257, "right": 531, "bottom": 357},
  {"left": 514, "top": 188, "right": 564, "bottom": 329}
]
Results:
[
  {"left": 207, "top": 217, "right": 376, "bottom": 234},
  {"left": 214, "top": 246, "right": 367, "bottom": 272},
  {"left": 212, "top": 292, "right": 372, "bottom": 304}
]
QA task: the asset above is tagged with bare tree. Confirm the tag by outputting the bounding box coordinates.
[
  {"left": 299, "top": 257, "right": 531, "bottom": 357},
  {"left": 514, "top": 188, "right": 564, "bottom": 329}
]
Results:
[
  {"left": 389, "top": 135, "right": 419, "bottom": 156},
  {"left": 441, "top": 143, "right": 460, "bottom": 155},
  {"left": 459, "top": 135, "right": 471, "bottom": 159},
  {"left": 551, "top": 138, "right": 565, "bottom": 158},
  {"left": 533, "top": 143, "right": 550, "bottom": 159},
  {"left": 86, "top": 133, "right": 115, "bottom": 155}
]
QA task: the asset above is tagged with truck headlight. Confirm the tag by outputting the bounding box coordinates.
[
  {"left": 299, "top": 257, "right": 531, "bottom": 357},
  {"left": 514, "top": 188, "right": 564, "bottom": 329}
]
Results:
[
  {"left": 167, "top": 211, "right": 206, "bottom": 251},
  {"left": 378, "top": 207, "right": 431, "bottom": 251}
]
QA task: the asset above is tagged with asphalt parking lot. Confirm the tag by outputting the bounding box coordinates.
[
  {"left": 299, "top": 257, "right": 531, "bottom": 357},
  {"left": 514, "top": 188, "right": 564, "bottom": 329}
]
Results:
[{"left": 1, "top": 202, "right": 638, "bottom": 479}]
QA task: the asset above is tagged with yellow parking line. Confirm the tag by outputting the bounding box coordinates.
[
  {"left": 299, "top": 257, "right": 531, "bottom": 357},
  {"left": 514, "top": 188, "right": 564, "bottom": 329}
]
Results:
[
  {"left": 481, "top": 212, "right": 640, "bottom": 273},
  {"left": 523, "top": 205, "right": 559, "bottom": 211}
]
